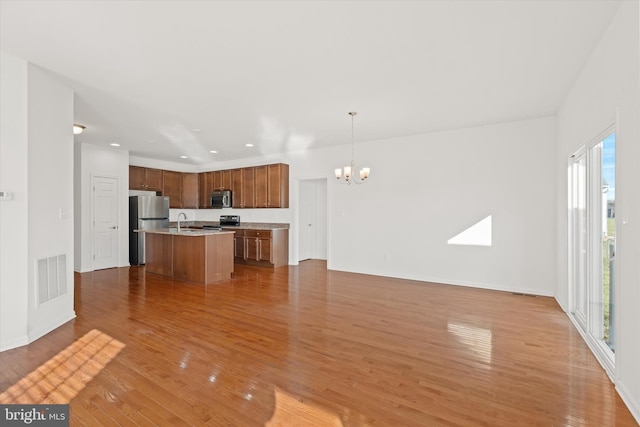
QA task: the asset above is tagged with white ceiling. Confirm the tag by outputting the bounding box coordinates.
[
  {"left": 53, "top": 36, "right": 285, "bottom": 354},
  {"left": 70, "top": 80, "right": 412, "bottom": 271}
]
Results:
[{"left": 0, "top": 1, "right": 621, "bottom": 165}]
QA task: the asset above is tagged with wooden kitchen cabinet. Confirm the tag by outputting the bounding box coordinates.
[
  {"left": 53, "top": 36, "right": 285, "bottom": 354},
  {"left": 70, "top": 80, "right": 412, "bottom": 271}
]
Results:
[
  {"left": 163, "top": 171, "right": 198, "bottom": 208},
  {"left": 182, "top": 173, "right": 199, "bottom": 208},
  {"left": 255, "top": 163, "right": 289, "bottom": 208},
  {"left": 129, "top": 166, "right": 163, "bottom": 192},
  {"left": 163, "top": 170, "right": 182, "bottom": 208},
  {"left": 231, "top": 169, "right": 243, "bottom": 208},
  {"left": 144, "top": 233, "right": 173, "bottom": 276},
  {"left": 245, "top": 230, "right": 271, "bottom": 262},
  {"left": 212, "top": 170, "right": 232, "bottom": 191},
  {"left": 230, "top": 168, "right": 255, "bottom": 208},
  {"left": 145, "top": 231, "right": 234, "bottom": 284},
  {"left": 133, "top": 163, "right": 289, "bottom": 209},
  {"left": 198, "top": 172, "right": 213, "bottom": 208},
  {"left": 241, "top": 167, "right": 256, "bottom": 208},
  {"left": 254, "top": 166, "right": 268, "bottom": 208},
  {"left": 130, "top": 166, "right": 145, "bottom": 189},
  {"left": 231, "top": 229, "right": 245, "bottom": 261},
  {"left": 242, "top": 229, "right": 288, "bottom": 267}
]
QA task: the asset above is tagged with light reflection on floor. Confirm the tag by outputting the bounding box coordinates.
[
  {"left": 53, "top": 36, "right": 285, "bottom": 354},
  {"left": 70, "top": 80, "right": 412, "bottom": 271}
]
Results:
[
  {"left": 0, "top": 329, "right": 125, "bottom": 404},
  {"left": 265, "top": 387, "right": 344, "bottom": 427},
  {"left": 447, "top": 322, "right": 493, "bottom": 366}
]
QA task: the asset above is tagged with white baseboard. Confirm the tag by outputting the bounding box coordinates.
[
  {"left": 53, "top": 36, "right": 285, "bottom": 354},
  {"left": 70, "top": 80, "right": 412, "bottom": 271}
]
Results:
[
  {"left": 329, "top": 267, "right": 555, "bottom": 297},
  {"left": 0, "top": 335, "right": 29, "bottom": 352},
  {"left": 558, "top": 303, "right": 640, "bottom": 425},
  {"left": 0, "top": 311, "right": 75, "bottom": 352},
  {"left": 554, "top": 296, "right": 568, "bottom": 312},
  {"left": 617, "top": 381, "right": 640, "bottom": 425},
  {"left": 28, "top": 311, "right": 76, "bottom": 344}
]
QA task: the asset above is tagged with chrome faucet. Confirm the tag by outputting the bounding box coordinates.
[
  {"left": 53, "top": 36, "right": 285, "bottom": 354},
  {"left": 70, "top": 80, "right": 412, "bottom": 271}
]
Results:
[{"left": 177, "top": 212, "right": 187, "bottom": 233}]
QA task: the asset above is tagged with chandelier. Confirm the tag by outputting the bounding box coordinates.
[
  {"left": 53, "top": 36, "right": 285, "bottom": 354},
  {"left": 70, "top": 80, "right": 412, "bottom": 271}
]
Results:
[{"left": 334, "top": 112, "right": 370, "bottom": 184}]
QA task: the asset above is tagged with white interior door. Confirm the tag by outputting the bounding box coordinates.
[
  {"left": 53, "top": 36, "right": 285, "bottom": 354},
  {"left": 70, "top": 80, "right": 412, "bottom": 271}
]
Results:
[
  {"left": 299, "top": 180, "right": 315, "bottom": 261},
  {"left": 92, "top": 175, "right": 119, "bottom": 270},
  {"left": 298, "top": 179, "right": 327, "bottom": 261}
]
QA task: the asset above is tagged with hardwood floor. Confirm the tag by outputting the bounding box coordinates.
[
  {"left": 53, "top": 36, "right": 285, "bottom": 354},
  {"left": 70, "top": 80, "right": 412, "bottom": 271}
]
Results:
[{"left": 0, "top": 260, "right": 637, "bottom": 426}]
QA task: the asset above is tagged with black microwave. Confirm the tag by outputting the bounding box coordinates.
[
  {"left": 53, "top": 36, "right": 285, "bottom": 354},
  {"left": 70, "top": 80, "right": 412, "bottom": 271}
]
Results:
[{"left": 211, "top": 190, "right": 232, "bottom": 208}]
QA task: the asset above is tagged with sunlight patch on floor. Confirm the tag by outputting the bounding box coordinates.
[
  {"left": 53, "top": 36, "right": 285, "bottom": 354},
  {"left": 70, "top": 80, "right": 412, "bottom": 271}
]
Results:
[{"left": 0, "top": 329, "right": 125, "bottom": 404}]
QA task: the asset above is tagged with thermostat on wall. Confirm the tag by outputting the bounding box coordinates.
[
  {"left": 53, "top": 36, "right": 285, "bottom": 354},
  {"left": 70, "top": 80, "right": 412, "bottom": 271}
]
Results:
[{"left": 0, "top": 191, "right": 13, "bottom": 201}]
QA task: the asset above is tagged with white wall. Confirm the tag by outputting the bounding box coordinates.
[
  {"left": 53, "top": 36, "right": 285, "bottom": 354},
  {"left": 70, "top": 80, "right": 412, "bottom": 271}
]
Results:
[
  {"left": 26, "top": 64, "right": 76, "bottom": 341},
  {"left": 321, "top": 117, "right": 557, "bottom": 295},
  {"left": 555, "top": 1, "right": 640, "bottom": 421},
  {"left": 136, "top": 116, "right": 557, "bottom": 296},
  {"left": 75, "top": 143, "right": 130, "bottom": 272},
  {"left": 0, "top": 54, "right": 75, "bottom": 351},
  {"left": 0, "top": 52, "right": 29, "bottom": 350}
]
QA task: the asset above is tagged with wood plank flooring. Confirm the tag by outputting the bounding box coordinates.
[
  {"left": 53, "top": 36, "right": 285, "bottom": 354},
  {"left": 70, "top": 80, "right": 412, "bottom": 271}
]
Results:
[{"left": 0, "top": 260, "right": 637, "bottom": 426}]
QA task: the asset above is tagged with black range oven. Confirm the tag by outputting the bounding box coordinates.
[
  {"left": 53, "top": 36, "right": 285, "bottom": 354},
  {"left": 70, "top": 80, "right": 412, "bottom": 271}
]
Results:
[{"left": 219, "top": 215, "right": 240, "bottom": 226}]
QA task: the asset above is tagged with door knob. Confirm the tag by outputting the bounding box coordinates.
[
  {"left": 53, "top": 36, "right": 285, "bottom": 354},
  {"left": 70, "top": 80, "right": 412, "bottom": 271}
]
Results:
[{"left": 109, "top": 226, "right": 118, "bottom": 229}]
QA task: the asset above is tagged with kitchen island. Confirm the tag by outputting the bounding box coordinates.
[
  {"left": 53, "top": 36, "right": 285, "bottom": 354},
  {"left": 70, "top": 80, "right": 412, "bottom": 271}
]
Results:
[
  {"left": 167, "top": 221, "right": 290, "bottom": 268},
  {"left": 143, "top": 228, "right": 235, "bottom": 284}
]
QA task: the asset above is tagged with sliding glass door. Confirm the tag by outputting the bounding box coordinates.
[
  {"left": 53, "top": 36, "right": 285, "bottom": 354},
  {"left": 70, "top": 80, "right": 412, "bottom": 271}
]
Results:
[
  {"left": 601, "top": 133, "right": 616, "bottom": 352},
  {"left": 568, "top": 129, "right": 616, "bottom": 370},
  {"left": 569, "top": 151, "right": 588, "bottom": 329}
]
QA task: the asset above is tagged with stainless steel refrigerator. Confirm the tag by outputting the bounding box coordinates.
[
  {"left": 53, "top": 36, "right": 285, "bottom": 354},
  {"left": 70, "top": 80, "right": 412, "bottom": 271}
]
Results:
[{"left": 129, "top": 195, "right": 170, "bottom": 265}]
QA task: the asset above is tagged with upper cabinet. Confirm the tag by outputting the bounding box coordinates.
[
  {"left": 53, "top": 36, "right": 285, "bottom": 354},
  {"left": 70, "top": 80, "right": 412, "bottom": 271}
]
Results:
[
  {"left": 230, "top": 168, "right": 255, "bottom": 208},
  {"left": 162, "top": 170, "right": 183, "bottom": 208},
  {"left": 130, "top": 163, "right": 289, "bottom": 209},
  {"left": 198, "top": 172, "right": 213, "bottom": 209},
  {"left": 129, "top": 166, "right": 163, "bottom": 192},
  {"left": 255, "top": 163, "right": 289, "bottom": 208},
  {"left": 241, "top": 167, "right": 256, "bottom": 208},
  {"left": 212, "top": 170, "right": 232, "bottom": 191},
  {"left": 182, "top": 173, "right": 199, "bottom": 209},
  {"left": 230, "top": 169, "right": 241, "bottom": 208}
]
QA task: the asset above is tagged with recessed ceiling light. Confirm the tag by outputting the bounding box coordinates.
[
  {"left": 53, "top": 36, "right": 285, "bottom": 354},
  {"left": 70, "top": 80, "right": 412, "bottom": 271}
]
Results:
[
  {"left": 245, "top": 143, "right": 254, "bottom": 147},
  {"left": 192, "top": 128, "right": 201, "bottom": 132},
  {"left": 180, "top": 155, "right": 188, "bottom": 159},
  {"left": 110, "top": 143, "right": 120, "bottom": 147},
  {"left": 73, "top": 124, "right": 85, "bottom": 135},
  {"left": 209, "top": 150, "right": 218, "bottom": 154}
]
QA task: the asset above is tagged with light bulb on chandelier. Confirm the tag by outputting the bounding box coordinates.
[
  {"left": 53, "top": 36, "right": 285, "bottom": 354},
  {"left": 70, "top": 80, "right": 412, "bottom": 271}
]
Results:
[{"left": 334, "top": 112, "right": 370, "bottom": 185}]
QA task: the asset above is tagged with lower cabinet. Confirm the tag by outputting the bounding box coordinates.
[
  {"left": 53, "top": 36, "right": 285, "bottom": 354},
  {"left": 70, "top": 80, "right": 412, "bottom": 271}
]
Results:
[
  {"left": 233, "top": 229, "right": 245, "bottom": 261},
  {"left": 145, "top": 232, "right": 234, "bottom": 284},
  {"left": 224, "top": 228, "right": 288, "bottom": 268},
  {"left": 245, "top": 230, "right": 272, "bottom": 262}
]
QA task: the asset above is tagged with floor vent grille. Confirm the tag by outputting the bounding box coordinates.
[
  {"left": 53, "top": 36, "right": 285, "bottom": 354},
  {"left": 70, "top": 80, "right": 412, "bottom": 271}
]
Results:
[
  {"left": 512, "top": 292, "right": 537, "bottom": 297},
  {"left": 37, "top": 254, "right": 67, "bottom": 305}
]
